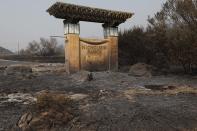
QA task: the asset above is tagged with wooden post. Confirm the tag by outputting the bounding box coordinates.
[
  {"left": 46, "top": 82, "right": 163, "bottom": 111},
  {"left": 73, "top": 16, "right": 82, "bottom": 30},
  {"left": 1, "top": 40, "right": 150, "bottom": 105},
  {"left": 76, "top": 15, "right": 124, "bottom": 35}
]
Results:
[
  {"left": 108, "top": 36, "right": 118, "bottom": 71},
  {"left": 103, "top": 26, "right": 119, "bottom": 71},
  {"left": 64, "top": 21, "right": 80, "bottom": 74},
  {"left": 65, "top": 34, "right": 80, "bottom": 74}
]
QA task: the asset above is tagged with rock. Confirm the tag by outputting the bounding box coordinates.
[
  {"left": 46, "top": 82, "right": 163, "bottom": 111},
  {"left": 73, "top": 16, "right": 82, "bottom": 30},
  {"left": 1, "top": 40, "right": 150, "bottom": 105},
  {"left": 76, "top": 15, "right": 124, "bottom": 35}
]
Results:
[
  {"left": 129, "top": 63, "right": 154, "bottom": 77},
  {"left": 119, "top": 66, "right": 130, "bottom": 72},
  {"left": 70, "top": 71, "right": 94, "bottom": 83},
  {"left": 4, "top": 65, "right": 32, "bottom": 75},
  {"left": 70, "top": 94, "right": 89, "bottom": 101}
]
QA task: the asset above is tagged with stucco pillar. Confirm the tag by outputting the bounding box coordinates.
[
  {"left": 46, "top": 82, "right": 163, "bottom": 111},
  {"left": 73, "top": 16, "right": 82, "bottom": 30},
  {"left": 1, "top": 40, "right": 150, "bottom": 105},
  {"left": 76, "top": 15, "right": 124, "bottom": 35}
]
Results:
[
  {"left": 103, "top": 26, "right": 119, "bottom": 71},
  {"left": 64, "top": 20, "right": 80, "bottom": 74}
]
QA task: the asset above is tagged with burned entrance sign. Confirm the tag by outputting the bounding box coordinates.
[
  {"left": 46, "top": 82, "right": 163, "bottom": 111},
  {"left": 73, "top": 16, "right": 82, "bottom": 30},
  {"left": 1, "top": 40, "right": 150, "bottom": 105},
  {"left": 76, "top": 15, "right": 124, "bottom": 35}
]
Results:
[
  {"left": 47, "top": 2, "right": 133, "bottom": 73},
  {"left": 80, "top": 38, "right": 109, "bottom": 71}
]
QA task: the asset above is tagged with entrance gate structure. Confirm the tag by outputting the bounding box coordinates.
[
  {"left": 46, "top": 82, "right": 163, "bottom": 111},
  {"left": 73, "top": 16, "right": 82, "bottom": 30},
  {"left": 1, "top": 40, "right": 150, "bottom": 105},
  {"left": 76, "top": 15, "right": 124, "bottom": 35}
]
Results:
[{"left": 47, "top": 2, "right": 133, "bottom": 74}]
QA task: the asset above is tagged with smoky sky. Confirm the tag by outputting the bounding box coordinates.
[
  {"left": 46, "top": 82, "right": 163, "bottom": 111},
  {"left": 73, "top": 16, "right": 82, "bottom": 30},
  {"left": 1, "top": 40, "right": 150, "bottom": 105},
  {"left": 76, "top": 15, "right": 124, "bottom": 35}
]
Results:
[{"left": 0, "top": 0, "right": 166, "bottom": 51}]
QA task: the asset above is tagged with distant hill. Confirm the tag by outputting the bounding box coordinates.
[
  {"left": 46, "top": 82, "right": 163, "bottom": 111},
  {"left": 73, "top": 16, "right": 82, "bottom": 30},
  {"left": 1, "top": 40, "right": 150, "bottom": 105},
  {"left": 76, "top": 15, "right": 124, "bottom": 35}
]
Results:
[{"left": 0, "top": 46, "right": 14, "bottom": 56}]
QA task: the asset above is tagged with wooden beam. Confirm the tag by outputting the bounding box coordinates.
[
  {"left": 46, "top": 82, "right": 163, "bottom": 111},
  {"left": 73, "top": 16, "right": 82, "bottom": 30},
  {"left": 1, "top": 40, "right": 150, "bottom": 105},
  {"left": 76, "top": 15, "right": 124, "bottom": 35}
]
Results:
[{"left": 47, "top": 2, "right": 133, "bottom": 25}]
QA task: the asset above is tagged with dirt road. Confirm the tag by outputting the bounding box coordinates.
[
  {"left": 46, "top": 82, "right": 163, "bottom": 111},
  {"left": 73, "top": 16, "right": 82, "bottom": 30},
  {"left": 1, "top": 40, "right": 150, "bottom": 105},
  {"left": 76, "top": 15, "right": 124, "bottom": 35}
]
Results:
[{"left": 0, "top": 59, "right": 34, "bottom": 66}]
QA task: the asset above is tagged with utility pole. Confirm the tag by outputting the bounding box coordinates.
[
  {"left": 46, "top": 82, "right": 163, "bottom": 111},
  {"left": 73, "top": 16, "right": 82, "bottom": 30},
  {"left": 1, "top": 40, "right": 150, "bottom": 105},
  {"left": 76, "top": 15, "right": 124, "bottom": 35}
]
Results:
[{"left": 18, "top": 41, "right": 20, "bottom": 55}]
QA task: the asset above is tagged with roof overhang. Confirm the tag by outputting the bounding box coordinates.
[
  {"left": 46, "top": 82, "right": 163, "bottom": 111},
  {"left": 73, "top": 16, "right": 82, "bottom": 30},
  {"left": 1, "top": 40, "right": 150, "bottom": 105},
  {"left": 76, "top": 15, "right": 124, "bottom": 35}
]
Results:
[{"left": 47, "top": 2, "right": 134, "bottom": 27}]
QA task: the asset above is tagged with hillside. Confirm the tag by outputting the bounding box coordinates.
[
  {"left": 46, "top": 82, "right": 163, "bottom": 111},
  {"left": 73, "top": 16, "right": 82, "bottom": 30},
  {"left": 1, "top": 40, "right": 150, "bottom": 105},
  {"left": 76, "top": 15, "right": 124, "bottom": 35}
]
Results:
[{"left": 0, "top": 46, "right": 13, "bottom": 56}]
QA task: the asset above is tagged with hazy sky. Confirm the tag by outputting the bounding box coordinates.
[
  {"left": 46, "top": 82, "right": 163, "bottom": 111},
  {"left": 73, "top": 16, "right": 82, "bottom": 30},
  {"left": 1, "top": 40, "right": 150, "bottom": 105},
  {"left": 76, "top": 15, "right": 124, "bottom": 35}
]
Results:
[{"left": 0, "top": 0, "right": 166, "bottom": 51}]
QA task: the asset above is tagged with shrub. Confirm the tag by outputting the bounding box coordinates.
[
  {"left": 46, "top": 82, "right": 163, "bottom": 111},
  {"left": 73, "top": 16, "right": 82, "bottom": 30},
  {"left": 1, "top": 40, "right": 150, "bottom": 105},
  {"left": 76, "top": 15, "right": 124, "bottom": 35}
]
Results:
[{"left": 21, "top": 92, "right": 76, "bottom": 130}]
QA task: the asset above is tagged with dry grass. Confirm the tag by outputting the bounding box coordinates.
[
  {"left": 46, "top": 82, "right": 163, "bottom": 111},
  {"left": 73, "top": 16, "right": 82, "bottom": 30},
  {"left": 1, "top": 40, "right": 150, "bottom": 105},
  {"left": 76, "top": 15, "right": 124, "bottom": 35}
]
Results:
[
  {"left": 36, "top": 92, "right": 73, "bottom": 111},
  {"left": 124, "top": 86, "right": 197, "bottom": 98},
  {"left": 164, "top": 86, "right": 197, "bottom": 95}
]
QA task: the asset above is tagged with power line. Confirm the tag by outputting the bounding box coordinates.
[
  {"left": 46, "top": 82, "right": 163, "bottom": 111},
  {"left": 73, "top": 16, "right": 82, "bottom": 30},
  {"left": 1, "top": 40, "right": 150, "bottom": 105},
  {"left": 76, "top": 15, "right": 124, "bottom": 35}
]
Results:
[{"left": 50, "top": 36, "right": 65, "bottom": 38}]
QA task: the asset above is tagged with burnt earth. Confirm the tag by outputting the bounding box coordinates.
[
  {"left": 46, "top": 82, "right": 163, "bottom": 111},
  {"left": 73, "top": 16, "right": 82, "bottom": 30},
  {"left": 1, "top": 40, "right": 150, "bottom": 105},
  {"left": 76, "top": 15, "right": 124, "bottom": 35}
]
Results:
[{"left": 0, "top": 60, "right": 197, "bottom": 131}]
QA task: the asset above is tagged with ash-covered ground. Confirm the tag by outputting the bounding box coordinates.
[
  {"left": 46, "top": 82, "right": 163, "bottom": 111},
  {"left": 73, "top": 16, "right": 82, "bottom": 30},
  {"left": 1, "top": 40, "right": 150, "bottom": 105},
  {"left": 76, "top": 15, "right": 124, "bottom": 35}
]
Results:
[{"left": 0, "top": 59, "right": 197, "bottom": 131}]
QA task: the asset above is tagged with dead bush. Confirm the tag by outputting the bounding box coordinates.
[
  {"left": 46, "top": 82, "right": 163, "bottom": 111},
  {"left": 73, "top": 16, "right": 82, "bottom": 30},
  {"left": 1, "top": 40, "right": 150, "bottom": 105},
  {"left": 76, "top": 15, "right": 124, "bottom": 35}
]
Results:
[
  {"left": 18, "top": 92, "right": 76, "bottom": 130},
  {"left": 36, "top": 92, "right": 73, "bottom": 111}
]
